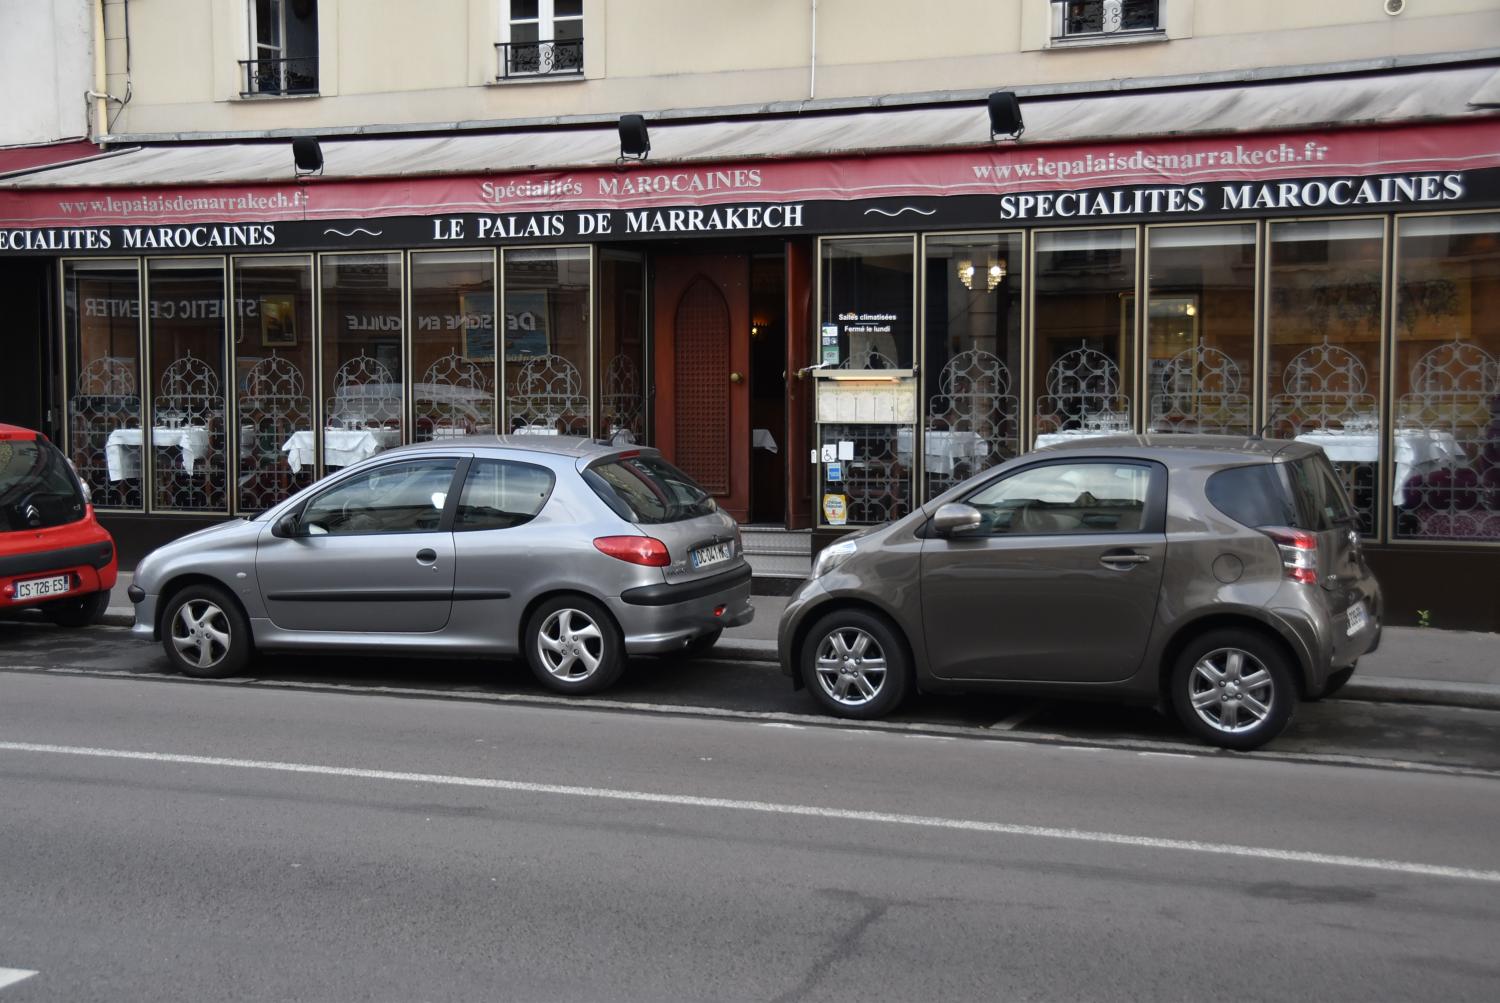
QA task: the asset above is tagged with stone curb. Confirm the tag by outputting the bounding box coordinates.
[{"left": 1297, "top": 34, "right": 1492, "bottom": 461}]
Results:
[{"left": 101, "top": 610, "right": 1500, "bottom": 713}]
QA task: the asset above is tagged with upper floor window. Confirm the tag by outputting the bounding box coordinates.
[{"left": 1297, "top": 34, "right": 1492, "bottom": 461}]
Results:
[
  {"left": 1051, "top": 0, "right": 1161, "bottom": 43},
  {"left": 498, "top": 0, "right": 583, "bottom": 80},
  {"left": 242, "top": 0, "right": 319, "bottom": 97}
]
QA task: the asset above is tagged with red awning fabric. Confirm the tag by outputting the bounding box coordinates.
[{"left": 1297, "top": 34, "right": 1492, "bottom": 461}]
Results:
[{"left": 0, "top": 140, "right": 105, "bottom": 179}]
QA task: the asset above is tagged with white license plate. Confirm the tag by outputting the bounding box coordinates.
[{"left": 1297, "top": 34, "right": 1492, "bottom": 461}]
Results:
[
  {"left": 15, "top": 574, "right": 71, "bottom": 601},
  {"left": 691, "top": 541, "right": 734, "bottom": 570},
  {"left": 1345, "top": 601, "right": 1368, "bottom": 637}
]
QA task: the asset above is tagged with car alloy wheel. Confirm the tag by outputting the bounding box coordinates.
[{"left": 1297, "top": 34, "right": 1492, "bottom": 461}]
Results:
[
  {"left": 1187, "top": 646, "right": 1275, "bottom": 734},
  {"left": 171, "top": 598, "right": 233, "bottom": 673},
  {"left": 535, "top": 606, "right": 606, "bottom": 682},
  {"left": 814, "top": 626, "right": 888, "bottom": 707}
]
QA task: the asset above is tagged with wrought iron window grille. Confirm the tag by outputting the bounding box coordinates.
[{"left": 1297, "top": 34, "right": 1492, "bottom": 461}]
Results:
[
  {"left": 495, "top": 37, "right": 584, "bottom": 80},
  {"left": 1050, "top": 0, "right": 1162, "bottom": 41},
  {"left": 239, "top": 56, "right": 320, "bottom": 97}
]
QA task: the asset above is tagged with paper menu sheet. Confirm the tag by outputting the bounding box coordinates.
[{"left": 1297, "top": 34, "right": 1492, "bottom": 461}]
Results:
[{"left": 816, "top": 379, "right": 917, "bottom": 424}]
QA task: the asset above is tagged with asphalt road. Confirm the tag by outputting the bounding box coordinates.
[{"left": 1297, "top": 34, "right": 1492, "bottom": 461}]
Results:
[{"left": 2, "top": 636, "right": 1500, "bottom": 1000}]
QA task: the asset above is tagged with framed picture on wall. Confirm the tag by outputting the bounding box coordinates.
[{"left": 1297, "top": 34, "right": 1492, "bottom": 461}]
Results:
[
  {"left": 260, "top": 294, "right": 298, "bottom": 348},
  {"left": 460, "top": 292, "right": 496, "bottom": 362},
  {"left": 505, "top": 289, "right": 551, "bottom": 361}
]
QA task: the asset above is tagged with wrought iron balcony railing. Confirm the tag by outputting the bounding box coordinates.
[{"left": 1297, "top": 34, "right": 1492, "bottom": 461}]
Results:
[
  {"left": 239, "top": 56, "right": 320, "bottom": 97},
  {"left": 495, "top": 38, "right": 584, "bottom": 80}
]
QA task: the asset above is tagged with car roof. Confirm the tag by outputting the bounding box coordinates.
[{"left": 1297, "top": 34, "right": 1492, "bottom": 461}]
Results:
[
  {"left": 0, "top": 423, "right": 41, "bottom": 441},
  {"left": 379, "top": 434, "right": 655, "bottom": 462},
  {"left": 1032, "top": 433, "right": 1323, "bottom": 467}
]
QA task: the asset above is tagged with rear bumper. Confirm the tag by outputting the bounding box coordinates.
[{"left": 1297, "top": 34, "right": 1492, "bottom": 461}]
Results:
[
  {"left": 610, "top": 567, "right": 754, "bottom": 655},
  {"left": 0, "top": 538, "right": 117, "bottom": 609}
]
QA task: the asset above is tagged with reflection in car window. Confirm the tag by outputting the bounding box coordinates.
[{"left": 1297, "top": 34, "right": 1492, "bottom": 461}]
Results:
[
  {"left": 966, "top": 462, "right": 1151, "bottom": 535},
  {"left": 585, "top": 455, "right": 716, "bottom": 525},
  {"left": 455, "top": 459, "right": 554, "bottom": 531},
  {"left": 0, "top": 438, "right": 86, "bottom": 532},
  {"left": 1207, "top": 464, "right": 1300, "bottom": 529},
  {"left": 1286, "top": 456, "right": 1356, "bottom": 531},
  {"left": 302, "top": 458, "right": 457, "bottom": 536}
]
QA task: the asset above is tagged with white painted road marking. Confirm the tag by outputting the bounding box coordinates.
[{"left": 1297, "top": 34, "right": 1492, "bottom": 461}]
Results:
[
  {"left": 3, "top": 741, "right": 1499, "bottom": 885},
  {"left": 0, "top": 968, "right": 38, "bottom": 992}
]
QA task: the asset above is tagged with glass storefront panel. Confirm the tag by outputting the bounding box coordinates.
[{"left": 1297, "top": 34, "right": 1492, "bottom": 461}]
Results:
[
  {"left": 502, "top": 246, "right": 591, "bottom": 435},
  {"left": 921, "top": 232, "right": 1024, "bottom": 498},
  {"left": 597, "top": 250, "right": 648, "bottom": 443},
  {"left": 146, "top": 258, "right": 228, "bottom": 512},
  {"left": 1146, "top": 224, "right": 1257, "bottom": 436},
  {"left": 1033, "top": 228, "right": 1137, "bottom": 444},
  {"left": 321, "top": 252, "right": 404, "bottom": 465},
  {"left": 1266, "top": 219, "right": 1384, "bottom": 535},
  {"left": 410, "top": 250, "right": 497, "bottom": 441},
  {"left": 819, "top": 237, "right": 915, "bottom": 370},
  {"left": 1391, "top": 212, "right": 1500, "bottom": 543},
  {"left": 64, "top": 260, "right": 143, "bottom": 509},
  {"left": 232, "top": 255, "right": 315, "bottom": 512}
]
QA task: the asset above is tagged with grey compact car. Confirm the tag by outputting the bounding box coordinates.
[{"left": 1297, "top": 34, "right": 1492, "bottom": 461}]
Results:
[
  {"left": 778, "top": 435, "right": 1382, "bottom": 749},
  {"left": 129, "top": 437, "right": 752, "bottom": 693}
]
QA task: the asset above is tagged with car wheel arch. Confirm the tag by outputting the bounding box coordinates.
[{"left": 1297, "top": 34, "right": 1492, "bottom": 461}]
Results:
[
  {"left": 518, "top": 587, "right": 622, "bottom": 648},
  {"left": 155, "top": 573, "right": 249, "bottom": 641},
  {"left": 1155, "top": 611, "right": 1312, "bottom": 707},
  {"left": 789, "top": 598, "right": 922, "bottom": 692}
]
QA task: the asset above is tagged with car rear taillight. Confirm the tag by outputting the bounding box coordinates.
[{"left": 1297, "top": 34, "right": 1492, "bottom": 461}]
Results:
[
  {"left": 593, "top": 535, "right": 671, "bottom": 567},
  {"left": 1262, "top": 527, "right": 1318, "bottom": 585}
]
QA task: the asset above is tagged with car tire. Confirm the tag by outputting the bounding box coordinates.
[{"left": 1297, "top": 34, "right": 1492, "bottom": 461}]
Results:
[
  {"left": 1170, "top": 628, "right": 1296, "bottom": 750},
  {"left": 44, "top": 590, "right": 110, "bottom": 628},
  {"left": 677, "top": 628, "right": 723, "bottom": 658},
  {"left": 525, "top": 595, "right": 626, "bottom": 695},
  {"left": 161, "top": 584, "right": 252, "bottom": 679},
  {"left": 1307, "top": 664, "right": 1356, "bottom": 701},
  {"left": 800, "top": 608, "right": 911, "bottom": 720}
]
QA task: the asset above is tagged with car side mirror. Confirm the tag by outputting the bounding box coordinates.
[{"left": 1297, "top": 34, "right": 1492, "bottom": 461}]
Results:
[
  {"left": 272, "top": 511, "right": 302, "bottom": 538},
  {"left": 932, "top": 502, "right": 983, "bottom": 537}
]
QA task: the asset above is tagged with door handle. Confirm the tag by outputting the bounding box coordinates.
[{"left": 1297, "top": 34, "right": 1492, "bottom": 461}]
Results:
[
  {"left": 1099, "top": 552, "right": 1150, "bottom": 568},
  {"left": 415, "top": 548, "right": 438, "bottom": 563}
]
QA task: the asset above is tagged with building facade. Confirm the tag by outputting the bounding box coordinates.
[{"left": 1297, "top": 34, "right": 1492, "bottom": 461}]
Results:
[{"left": 4, "top": 0, "right": 1500, "bottom": 627}]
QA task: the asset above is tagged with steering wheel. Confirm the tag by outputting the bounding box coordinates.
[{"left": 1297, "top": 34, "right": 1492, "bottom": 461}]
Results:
[{"left": 337, "top": 498, "right": 379, "bottom": 532}]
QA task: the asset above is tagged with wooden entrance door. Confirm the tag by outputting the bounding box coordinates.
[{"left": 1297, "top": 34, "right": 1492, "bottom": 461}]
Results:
[{"left": 653, "top": 254, "right": 752, "bottom": 521}]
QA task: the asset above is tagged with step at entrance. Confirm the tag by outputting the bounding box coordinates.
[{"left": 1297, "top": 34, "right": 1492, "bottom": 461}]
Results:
[{"left": 739, "top": 525, "right": 811, "bottom": 582}]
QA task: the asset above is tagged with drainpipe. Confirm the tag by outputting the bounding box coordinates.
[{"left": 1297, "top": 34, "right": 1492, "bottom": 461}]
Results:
[
  {"left": 809, "top": 0, "right": 817, "bottom": 101},
  {"left": 89, "top": 0, "right": 110, "bottom": 145}
]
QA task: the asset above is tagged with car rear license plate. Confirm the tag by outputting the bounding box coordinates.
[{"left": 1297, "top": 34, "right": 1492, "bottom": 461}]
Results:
[
  {"left": 691, "top": 541, "right": 733, "bottom": 570},
  {"left": 15, "top": 574, "right": 70, "bottom": 601},
  {"left": 1345, "top": 600, "right": 1368, "bottom": 636}
]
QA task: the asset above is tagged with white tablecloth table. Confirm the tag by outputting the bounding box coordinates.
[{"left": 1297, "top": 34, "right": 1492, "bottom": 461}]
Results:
[
  {"left": 1295, "top": 429, "right": 1466, "bottom": 504},
  {"left": 896, "top": 428, "right": 990, "bottom": 474},
  {"left": 104, "top": 426, "right": 212, "bottom": 482},
  {"left": 752, "top": 428, "right": 779, "bottom": 453},
  {"left": 281, "top": 428, "right": 401, "bottom": 473},
  {"left": 1034, "top": 428, "right": 1131, "bottom": 450}
]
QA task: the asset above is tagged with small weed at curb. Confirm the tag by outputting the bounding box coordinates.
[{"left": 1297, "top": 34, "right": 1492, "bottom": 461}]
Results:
[{"left": 1417, "top": 609, "right": 1432, "bottom": 629}]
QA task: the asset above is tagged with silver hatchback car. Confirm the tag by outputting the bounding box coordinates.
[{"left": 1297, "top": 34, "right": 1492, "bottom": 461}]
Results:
[
  {"left": 130, "top": 437, "right": 752, "bottom": 693},
  {"left": 778, "top": 435, "right": 1382, "bottom": 750}
]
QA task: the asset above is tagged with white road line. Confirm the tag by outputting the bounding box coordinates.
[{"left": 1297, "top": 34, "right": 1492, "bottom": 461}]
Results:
[
  {"left": 3, "top": 740, "right": 1498, "bottom": 885},
  {"left": 0, "top": 968, "right": 38, "bottom": 992}
]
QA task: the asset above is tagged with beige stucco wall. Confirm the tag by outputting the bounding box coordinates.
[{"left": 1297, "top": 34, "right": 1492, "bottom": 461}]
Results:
[{"left": 101, "top": 0, "right": 1500, "bottom": 139}]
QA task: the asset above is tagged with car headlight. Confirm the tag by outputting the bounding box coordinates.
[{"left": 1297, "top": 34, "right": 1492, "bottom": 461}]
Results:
[{"left": 812, "top": 539, "right": 858, "bottom": 579}]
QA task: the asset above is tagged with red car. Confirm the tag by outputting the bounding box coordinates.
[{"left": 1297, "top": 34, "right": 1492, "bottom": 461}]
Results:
[{"left": 0, "top": 424, "right": 117, "bottom": 626}]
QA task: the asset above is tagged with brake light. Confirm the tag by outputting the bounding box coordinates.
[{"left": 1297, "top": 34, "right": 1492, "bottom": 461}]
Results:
[
  {"left": 1262, "top": 527, "right": 1318, "bottom": 585},
  {"left": 593, "top": 535, "right": 670, "bottom": 567}
]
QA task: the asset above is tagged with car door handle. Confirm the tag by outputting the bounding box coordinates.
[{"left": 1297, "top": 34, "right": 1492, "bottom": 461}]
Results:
[
  {"left": 1099, "top": 551, "right": 1150, "bottom": 568},
  {"left": 415, "top": 548, "right": 438, "bottom": 564}
]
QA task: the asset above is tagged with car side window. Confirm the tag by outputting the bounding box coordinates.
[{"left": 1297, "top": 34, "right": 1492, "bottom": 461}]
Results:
[
  {"left": 301, "top": 458, "right": 457, "bottom": 536},
  {"left": 966, "top": 461, "right": 1153, "bottom": 536},
  {"left": 454, "top": 458, "right": 555, "bottom": 531}
]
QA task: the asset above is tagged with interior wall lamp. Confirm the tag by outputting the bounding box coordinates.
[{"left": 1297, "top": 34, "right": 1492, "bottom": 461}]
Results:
[{"left": 957, "top": 256, "right": 1007, "bottom": 291}]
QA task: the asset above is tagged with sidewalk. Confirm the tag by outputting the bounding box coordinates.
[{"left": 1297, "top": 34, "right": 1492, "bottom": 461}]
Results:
[{"left": 103, "top": 573, "right": 1500, "bottom": 711}]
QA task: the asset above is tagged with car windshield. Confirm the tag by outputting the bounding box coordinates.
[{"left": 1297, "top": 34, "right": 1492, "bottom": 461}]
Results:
[
  {"left": 0, "top": 436, "right": 86, "bottom": 532},
  {"left": 584, "top": 454, "right": 717, "bottom": 525}
]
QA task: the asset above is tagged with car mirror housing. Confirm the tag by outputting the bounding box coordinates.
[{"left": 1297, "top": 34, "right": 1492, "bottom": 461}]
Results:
[
  {"left": 272, "top": 511, "right": 302, "bottom": 538},
  {"left": 932, "top": 502, "right": 983, "bottom": 536}
]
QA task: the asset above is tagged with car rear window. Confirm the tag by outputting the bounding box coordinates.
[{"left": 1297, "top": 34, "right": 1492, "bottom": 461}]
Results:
[
  {"left": 0, "top": 437, "right": 86, "bottom": 532},
  {"left": 1285, "top": 455, "right": 1357, "bottom": 530},
  {"left": 584, "top": 454, "right": 717, "bottom": 525},
  {"left": 1205, "top": 464, "right": 1299, "bottom": 529}
]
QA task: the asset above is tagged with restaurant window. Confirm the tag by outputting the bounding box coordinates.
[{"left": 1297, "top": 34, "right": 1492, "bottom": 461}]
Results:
[
  {"left": 1051, "top": 0, "right": 1162, "bottom": 42},
  {"left": 499, "top": 0, "right": 583, "bottom": 79},
  {"left": 1391, "top": 212, "right": 1500, "bottom": 544},
  {"left": 1145, "top": 224, "right": 1257, "bottom": 436},
  {"left": 1033, "top": 228, "right": 1137, "bottom": 445},
  {"left": 1266, "top": 219, "right": 1384, "bottom": 536},
  {"left": 502, "top": 246, "right": 591, "bottom": 435},
  {"left": 410, "top": 250, "right": 497, "bottom": 442},
  {"left": 921, "top": 232, "right": 1024, "bottom": 499},
  {"left": 145, "top": 258, "right": 228, "bottom": 513},
  {"left": 64, "top": 260, "right": 143, "bottom": 509},
  {"left": 597, "top": 250, "right": 649, "bottom": 443},
  {"left": 243, "top": 0, "right": 319, "bottom": 97},
  {"left": 233, "top": 255, "right": 314, "bottom": 512},
  {"left": 321, "top": 252, "right": 403, "bottom": 466},
  {"left": 816, "top": 237, "right": 917, "bottom": 526}
]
